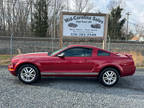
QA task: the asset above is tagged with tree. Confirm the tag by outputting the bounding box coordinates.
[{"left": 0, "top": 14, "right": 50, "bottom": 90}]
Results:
[
  {"left": 71, "top": 0, "right": 93, "bottom": 12},
  {"left": 48, "top": 0, "right": 65, "bottom": 38},
  {"left": 107, "top": 0, "right": 125, "bottom": 10},
  {"left": 31, "top": 0, "right": 48, "bottom": 37},
  {"left": 135, "top": 23, "right": 144, "bottom": 35},
  {"left": 108, "top": 6, "right": 126, "bottom": 40}
]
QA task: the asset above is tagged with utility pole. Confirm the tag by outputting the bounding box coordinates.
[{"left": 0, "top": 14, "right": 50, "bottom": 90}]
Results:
[
  {"left": 30, "top": 0, "right": 33, "bottom": 30},
  {"left": 10, "top": 0, "right": 15, "bottom": 59},
  {"left": 54, "top": 0, "right": 56, "bottom": 39},
  {"left": 67, "top": 0, "right": 69, "bottom": 11},
  {"left": 52, "top": 0, "right": 56, "bottom": 52},
  {"left": 126, "top": 12, "right": 131, "bottom": 40}
]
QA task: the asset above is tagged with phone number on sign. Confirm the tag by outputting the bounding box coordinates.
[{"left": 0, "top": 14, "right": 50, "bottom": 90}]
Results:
[{"left": 70, "top": 33, "right": 97, "bottom": 36}]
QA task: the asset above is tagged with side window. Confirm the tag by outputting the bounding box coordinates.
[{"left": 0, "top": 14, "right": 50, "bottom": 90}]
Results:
[
  {"left": 60, "top": 47, "right": 92, "bottom": 57},
  {"left": 83, "top": 48, "right": 92, "bottom": 57},
  {"left": 64, "top": 48, "right": 83, "bottom": 57},
  {"left": 97, "top": 50, "right": 110, "bottom": 56}
]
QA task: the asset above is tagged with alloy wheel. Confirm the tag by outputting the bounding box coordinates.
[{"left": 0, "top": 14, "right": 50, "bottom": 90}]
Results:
[
  {"left": 20, "top": 67, "right": 36, "bottom": 82},
  {"left": 102, "top": 70, "right": 117, "bottom": 86}
]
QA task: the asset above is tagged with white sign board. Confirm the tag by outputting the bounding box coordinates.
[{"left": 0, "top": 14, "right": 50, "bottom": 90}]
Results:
[{"left": 63, "top": 15, "right": 105, "bottom": 37}]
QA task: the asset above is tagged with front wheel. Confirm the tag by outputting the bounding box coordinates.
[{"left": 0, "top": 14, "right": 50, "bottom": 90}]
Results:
[
  {"left": 99, "top": 68, "right": 119, "bottom": 87},
  {"left": 17, "top": 64, "right": 40, "bottom": 84}
]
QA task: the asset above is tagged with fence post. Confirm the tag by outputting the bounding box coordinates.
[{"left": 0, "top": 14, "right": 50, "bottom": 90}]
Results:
[
  {"left": 10, "top": 33, "right": 13, "bottom": 59},
  {"left": 51, "top": 37, "right": 54, "bottom": 52},
  {"left": 107, "top": 35, "right": 111, "bottom": 51}
]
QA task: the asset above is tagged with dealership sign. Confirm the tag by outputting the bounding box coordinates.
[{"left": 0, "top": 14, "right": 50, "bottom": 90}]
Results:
[
  {"left": 59, "top": 12, "right": 109, "bottom": 48},
  {"left": 63, "top": 15, "right": 105, "bottom": 37}
]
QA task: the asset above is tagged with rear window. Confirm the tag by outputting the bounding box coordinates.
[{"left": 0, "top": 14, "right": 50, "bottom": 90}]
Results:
[{"left": 97, "top": 50, "right": 110, "bottom": 56}]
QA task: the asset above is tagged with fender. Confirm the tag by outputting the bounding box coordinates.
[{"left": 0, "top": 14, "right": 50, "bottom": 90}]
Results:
[
  {"left": 14, "top": 58, "right": 42, "bottom": 74},
  {"left": 95, "top": 63, "right": 123, "bottom": 76}
]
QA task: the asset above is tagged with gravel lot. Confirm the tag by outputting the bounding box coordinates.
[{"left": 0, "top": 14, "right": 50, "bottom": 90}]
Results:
[{"left": 0, "top": 66, "right": 144, "bottom": 108}]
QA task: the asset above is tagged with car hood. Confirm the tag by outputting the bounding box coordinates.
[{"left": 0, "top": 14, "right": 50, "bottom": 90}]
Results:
[{"left": 13, "top": 52, "right": 48, "bottom": 59}]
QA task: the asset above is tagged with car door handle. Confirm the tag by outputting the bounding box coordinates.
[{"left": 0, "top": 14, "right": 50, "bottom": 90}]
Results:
[
  {"left": 85, "top": 60, "right": 92, "bottom": 62},
  {"left": 79, "top": 61, "right": 84, "bottom": 63}
]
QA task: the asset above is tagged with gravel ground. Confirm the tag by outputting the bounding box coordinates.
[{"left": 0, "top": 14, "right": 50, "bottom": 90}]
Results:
[{"left": 0, "top": 66, "right": 144, "bottom": 108}]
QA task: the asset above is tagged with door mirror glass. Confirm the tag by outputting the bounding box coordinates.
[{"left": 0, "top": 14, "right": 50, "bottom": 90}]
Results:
[{"left": 57, "top": 53, "right": 64, "bottom": 58}]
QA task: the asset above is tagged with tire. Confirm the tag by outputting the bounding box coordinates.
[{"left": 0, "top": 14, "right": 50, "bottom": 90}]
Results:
[
  {"left": 17, "top": 64, "right": 40, "bottom": 84},
  {"left": 99, "top": 68, "right": 119, "bottom": 87}
]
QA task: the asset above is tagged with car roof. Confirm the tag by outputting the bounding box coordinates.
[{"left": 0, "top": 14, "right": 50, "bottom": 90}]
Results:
[
  {"left": 67, "top": 44, "right": 112, "bottom": 53},
  {"left": 68, "top": 44, "right": 99, "bottom": 49}
]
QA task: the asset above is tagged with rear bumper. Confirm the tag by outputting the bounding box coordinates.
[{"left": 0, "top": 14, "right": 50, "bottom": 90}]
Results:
[
  {"left": 129, "top": 65, "right": 136, "bottom": 76},
  {"left": 121, "top": 65, "right": 136, "bottom": 77},
  {"left": 8, "top": 64, "right": 17, "bottom": 76}
]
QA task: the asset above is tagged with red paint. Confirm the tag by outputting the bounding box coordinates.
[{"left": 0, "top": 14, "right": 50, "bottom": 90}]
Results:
[{"left": 8, "top": 45, "right": 136, "bottom": 77}]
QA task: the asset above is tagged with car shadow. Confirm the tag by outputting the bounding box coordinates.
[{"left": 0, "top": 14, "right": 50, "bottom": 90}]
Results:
[
  {"left": 33, "top": 77, "right": 100, "bottom": 87},
  {"left": 116, "top": 75, "right": 144, "bottom": 92},
  {"left": 30, "top": 74, "right": 144, "bottom": 97}
]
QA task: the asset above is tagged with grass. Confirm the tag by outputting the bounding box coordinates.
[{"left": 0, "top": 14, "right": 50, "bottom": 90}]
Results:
[
  {"left": 125, "top": 51, "right": 144, "bottom": 67},
  {"left": 0, "top": 55, "right": 11, "bottom": 66}
]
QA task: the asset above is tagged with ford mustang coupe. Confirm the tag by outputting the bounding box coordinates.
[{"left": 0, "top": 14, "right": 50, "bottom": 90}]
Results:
[{"left": 8, "top": 45, "right": 135, "bottom": 86}]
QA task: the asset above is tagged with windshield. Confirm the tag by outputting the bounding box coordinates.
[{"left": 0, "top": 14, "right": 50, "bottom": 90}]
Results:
[{"left": 49, "top": 47, "right": 66, "bottom": 56}]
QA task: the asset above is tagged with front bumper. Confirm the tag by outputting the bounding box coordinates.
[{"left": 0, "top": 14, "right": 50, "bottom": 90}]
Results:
[{"left": 8, "top": 64, "right": 17, "bottom": 76}]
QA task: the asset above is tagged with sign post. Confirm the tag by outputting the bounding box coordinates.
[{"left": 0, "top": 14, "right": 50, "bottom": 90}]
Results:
[
  {"left": 102, "top": 14, "right": 109, "bottom": 49},
  {"left": 59, "top": 12, "right": 108, "bottom": 49},
  {"left": 59, "top": 13, "right": 63, "bottom": 49}
]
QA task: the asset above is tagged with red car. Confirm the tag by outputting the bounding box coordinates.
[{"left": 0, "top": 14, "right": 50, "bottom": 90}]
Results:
[{"left": 8, "top": 45, "right": 135, "bottom": 86}]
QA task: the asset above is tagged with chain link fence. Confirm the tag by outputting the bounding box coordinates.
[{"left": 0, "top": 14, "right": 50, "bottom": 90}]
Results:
[
  {"left": 0, "top": 35, "right": 144, "bottom": 53},
  {"left": 0, "top": 35, "right": 144, "bottom": 66}
]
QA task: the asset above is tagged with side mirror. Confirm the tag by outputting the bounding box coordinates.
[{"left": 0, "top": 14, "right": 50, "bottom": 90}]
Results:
[{"left": 57, "top": 53, "right": 64, "bottom": 58}]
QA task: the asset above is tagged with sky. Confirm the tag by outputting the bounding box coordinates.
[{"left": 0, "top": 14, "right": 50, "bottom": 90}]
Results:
[
  {"left": 93, "top": 0, "right": 144, "bottom": 24},
  {"left": 89, "top": 0, "right": 144, "bottom": 33}
]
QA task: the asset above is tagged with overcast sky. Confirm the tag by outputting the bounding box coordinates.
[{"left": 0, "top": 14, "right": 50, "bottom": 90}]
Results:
[{"left": 93, "top": 0, "right": 144, "bottom": 24}]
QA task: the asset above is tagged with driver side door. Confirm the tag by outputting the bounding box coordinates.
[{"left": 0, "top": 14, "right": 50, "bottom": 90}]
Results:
[{"left": 48, "top": 47, "right": 94, "bottom": 73}]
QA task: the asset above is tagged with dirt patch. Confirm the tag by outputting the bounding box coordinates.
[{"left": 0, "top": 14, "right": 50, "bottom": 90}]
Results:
[
  {"left": 128, "top": 51, "right": 144, "bottom": 67},
  {"left": 112, "top": 50, "right": 144, "bottom": 67}
]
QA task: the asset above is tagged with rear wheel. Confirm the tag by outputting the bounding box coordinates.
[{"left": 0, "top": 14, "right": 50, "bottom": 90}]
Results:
[
  {"left": 17, "top": 64, "right": 40, "bottom": 84},
  {"left": 99, "top": 68, "right": 119, "bottom": 87}
]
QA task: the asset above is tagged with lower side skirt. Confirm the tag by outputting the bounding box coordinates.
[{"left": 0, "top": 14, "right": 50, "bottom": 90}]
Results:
[{"left": 41, "top": 72, "right": 99, "bottom": 77}]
